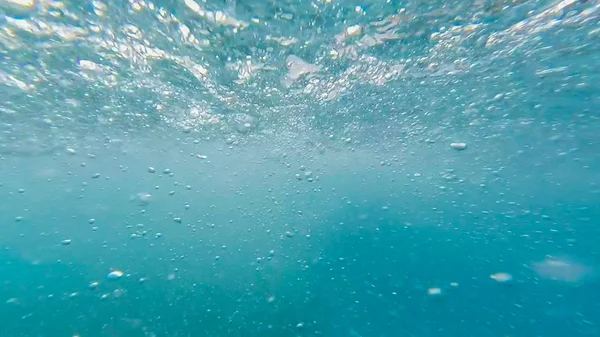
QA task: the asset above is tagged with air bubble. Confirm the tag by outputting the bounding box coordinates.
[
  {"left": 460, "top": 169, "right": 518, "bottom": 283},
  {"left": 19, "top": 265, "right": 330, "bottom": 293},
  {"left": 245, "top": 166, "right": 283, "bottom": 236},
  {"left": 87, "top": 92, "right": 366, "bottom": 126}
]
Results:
[{"left": 450, "top": 142, "right": 467, "bottom": 150}]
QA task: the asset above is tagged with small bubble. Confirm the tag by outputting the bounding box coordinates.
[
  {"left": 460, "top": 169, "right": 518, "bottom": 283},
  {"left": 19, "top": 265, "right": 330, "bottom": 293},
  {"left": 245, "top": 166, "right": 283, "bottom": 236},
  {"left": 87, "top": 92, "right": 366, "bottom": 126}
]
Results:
[
  {"left": 148, "top": 167, "right": 156, "bottom": 173},
  {"left": 135, "top": 193, "right": 152, "bottom": 206},
  {"left": 60, "top": 239, "right": 72, "bottom": 246},
  {"left": 106, "top": 270, "right": 124, "bottom": 280},
  {"left": 450, "top": 142, "right": 468, "bottom": 150},
  {"left": 490, "top": 272, "right": 512, "bottom": 282},
  {"left": 427, "top": 287, "right": 442, "bottom": 296}
]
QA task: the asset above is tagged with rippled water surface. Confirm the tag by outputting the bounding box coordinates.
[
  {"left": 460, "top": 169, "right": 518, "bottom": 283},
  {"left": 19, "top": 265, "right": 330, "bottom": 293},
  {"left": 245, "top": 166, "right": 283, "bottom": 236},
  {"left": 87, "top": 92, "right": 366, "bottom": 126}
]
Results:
[{"left": 1, "top": 0, "right": 600, "bottom": 336}]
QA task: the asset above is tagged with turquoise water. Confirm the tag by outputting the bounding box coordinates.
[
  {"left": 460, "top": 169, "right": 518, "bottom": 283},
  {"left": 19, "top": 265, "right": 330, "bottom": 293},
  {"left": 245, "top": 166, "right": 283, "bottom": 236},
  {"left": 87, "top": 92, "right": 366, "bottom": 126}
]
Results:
[{"left": 1, "top": 0, "right": 600, "bottom": 336}]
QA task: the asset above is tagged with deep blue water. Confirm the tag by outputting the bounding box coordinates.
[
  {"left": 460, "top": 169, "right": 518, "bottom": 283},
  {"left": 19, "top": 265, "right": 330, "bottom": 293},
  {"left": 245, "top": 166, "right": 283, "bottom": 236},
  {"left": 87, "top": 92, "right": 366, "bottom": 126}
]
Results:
[{"left": 1, "top": 0, "right": 600, "bottom": 336}]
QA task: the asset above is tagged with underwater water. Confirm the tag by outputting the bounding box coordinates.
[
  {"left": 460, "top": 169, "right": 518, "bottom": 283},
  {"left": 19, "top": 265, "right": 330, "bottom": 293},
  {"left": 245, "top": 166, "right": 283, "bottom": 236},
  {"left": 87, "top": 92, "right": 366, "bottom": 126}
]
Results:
[{"left": 1, "top": 0, "right": 600, "bottom": 336}]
